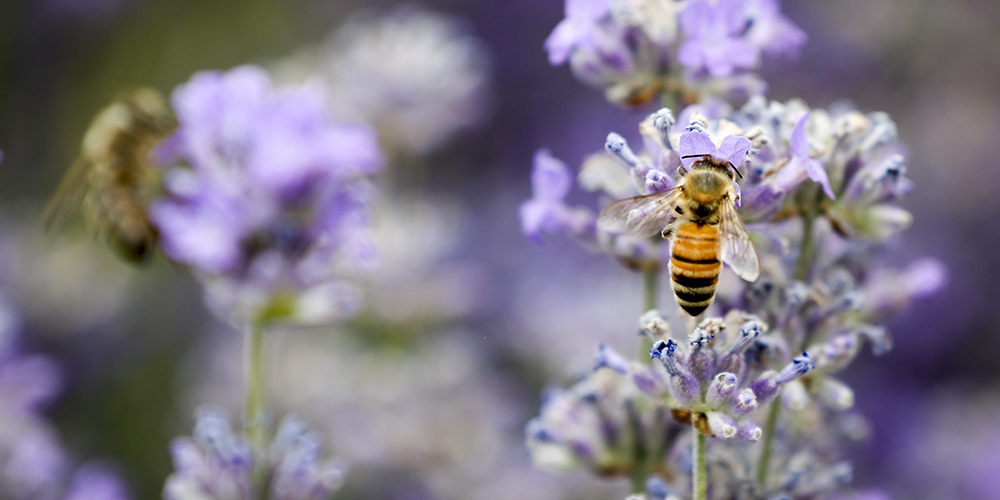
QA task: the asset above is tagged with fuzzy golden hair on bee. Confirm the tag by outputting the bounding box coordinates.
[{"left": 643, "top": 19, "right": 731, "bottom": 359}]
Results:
[{"left": 43, "top": 88, "right": 177, "bottom": 263}]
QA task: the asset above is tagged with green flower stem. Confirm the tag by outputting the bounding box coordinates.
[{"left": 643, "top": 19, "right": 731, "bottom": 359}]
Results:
[
  {"left": 640, "top": 269, "right": 658, "bottom": 363},
  {"left": 693, "top": 425, "right": 707, "bottom": 500},
  {"left": 245, "top": 318, "right": 267, "bottom": 497},
  {"left": 756, "top": 398, "right": 781, "bottom": 489}
]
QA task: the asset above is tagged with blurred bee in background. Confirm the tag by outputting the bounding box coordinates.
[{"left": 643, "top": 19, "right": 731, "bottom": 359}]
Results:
[
  {"left": 43, "top": 88, "right": 176, "bottom": 263},
  {"left": 598, "top": 155, "right": 760, "bottom": 316}
]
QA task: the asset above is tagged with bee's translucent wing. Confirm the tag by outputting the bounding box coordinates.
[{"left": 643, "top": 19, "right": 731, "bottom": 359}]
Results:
[
  {"left": 719, "top": 195, "right": 760, "bottom": 282},
  {"left": 597, "top": 187, "right": 683, "bottom": 238},
  {"left": 42, "top": 157, "right": 92, "bottom": 232}
]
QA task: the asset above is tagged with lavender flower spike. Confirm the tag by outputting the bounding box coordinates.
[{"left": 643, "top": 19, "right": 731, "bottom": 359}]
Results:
[{"left": 151, "top": 65, "right": 383, "bottom": 324}]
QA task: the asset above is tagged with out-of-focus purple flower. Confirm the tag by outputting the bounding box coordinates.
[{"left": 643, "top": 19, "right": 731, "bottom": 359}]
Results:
[
  {"left": 64, "top": 464, "right": 131, "bottom": 500},
  {"left": 545, "top": 0, "right": 613, "bottom": 65},
  {"left": 677, "top": 0, "right": 758, "bottom": 78},
  {"left": 165, "top": 408, "right": 345, "bottom": 500},
  {"left": 152, "top": 65, "right": 383, "bottom": 324},
  {"left": 744, "top": 0, "right": 808, "bottom": 57},
  {"left": 282, "top": 7, "right": 494, "bottom": 156},
  {"left": 520, "top": 150, "right": 579, "bottom": 243}
]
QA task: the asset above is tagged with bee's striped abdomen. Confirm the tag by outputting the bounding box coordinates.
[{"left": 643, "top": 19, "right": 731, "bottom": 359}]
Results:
[{"left": 669, "top": 222, "right": 721, "bottom": 316}]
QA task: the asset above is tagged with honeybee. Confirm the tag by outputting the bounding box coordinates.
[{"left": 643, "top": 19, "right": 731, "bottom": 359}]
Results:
[
  {"left": 43, "top": 88, "right": 176, "bottom": 263},
  {"left": 597, "top": 155, "right": 760, "bottom": 316}
]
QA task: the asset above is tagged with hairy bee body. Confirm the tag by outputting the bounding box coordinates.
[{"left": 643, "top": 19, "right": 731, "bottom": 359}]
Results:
[
  {"left": 669, "top": 221, "right": 723, "bottom": 316},
  {"left": 44, "top": 88, "right": 176, "bottom": 262},
  {"left": 597, "top": 159, "right": 760, "bottom": 317},
  {"left": 667, "top": 164, "right": 732, "bottom": 316}
]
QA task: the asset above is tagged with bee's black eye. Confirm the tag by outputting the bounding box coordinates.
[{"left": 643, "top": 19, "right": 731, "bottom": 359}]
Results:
[{"left": 675, "top": 206, "right": 684, "bottom": 214}]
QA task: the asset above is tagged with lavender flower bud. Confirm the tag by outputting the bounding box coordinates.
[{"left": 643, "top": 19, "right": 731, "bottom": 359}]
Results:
[
  {"left": 775, "top": 353, "right": 815, "bottom": 384},
  {"left": 645, "top": 169, "right": 673, "bottom": 194},
  {"left": 606, "top": 132, "right": 640, "bottom": 167},
  {"left": 731, "top": 388, "right": 758, "bottom": 416},
  {"left": 706, "top": 372, "right": 738, "bottom": 407},
  {"left": 781, "top": 380, "right": 810, "bottom": 411},
  {"left": 738, "top": 421, "right": 763, "bottom": 443},
  {"left": 639, "top": 310, "right": 670, "bottom": 341},
  {"left": 716, "top": 353, "right": 745, "bottom": 379},
  {"left": 706, "top": 411, "right": 738, "bottom": 439},
  {"left": 688, "top": 350, "right": 715, "bottom": 384},
  {"left": 729, "top": 321, "right": 762, "bottom": 355},
  {"left": 814, "top": 377, "right": 855, "bottom": 410},
  {"left": 651, "top": 108, "right": 675, "bottom": 149},
  {"left": 750, "top": 372, "right": 779, "bottom": 404},
  {"left": 594, "top": 344, "right": 629, "bottom": 374},
  {"left": 651, "top": 340, "right": 700, "bottom": 405}
]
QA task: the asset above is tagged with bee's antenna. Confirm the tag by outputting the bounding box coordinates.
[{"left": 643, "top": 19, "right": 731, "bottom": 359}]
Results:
[
  {"left": 680, "top": 154, "right": 710, "bottom": 160},
  {"left": 728, "top": 161, "right": 744, "bottom": 179}
]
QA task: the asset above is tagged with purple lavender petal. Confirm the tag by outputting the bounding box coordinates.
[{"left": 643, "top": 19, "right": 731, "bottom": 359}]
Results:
[
  {"left": 679, "top": 131, "right": 719, "bottom": 167},
  {"left": 718, "top": 135, "right": 752, "bottom": 168},
  {"left": 531, "top": 149, "right": 573, "bottom": 202}
]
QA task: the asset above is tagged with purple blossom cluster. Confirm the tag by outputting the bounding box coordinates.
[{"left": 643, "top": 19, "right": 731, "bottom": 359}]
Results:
[
  {"left": 0, "top": 296, "right": 131, "bottom": 500},
  {"left": 165, "top": 407, "right": 346, "bottom": 500},
  {"left": 545, "top": 0, "right": 806, "bottom": 105},
  {"left": 151, "top": 65, "right": 384, "bottom": 324},
  {"left": 524, "top": 4, "right": 945, "bottom": 495}
]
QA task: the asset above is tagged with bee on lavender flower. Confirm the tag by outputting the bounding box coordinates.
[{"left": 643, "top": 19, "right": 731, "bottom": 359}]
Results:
[
  {"left": 43, "top": 88, "right": 176, "bottom": 263},
  {"left": 598, "top": 151, "right": 760, "bottom": 316}
]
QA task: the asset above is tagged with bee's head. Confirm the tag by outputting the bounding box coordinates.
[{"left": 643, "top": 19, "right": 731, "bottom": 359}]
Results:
[{"left": 686, "top": 168, "right": 727, "bottom": 204}]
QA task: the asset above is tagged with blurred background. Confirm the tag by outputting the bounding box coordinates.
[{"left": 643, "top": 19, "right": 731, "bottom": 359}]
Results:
[{"left": 0, "top": 0, "right": 997, "bottom": 498}]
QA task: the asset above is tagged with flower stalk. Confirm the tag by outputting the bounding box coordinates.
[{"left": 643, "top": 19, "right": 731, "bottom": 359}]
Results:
[
  {"left": 245, "top": 318, "right": 267, "bottom": 497},
  {"left": 693, "top": 424, "right": 707, "bottom": 500},
  {"left": 641, "top": 269, "right": 659, "bottom": 362}
]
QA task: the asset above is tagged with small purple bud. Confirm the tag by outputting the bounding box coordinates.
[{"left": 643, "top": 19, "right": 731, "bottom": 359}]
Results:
[
  {"left": 729, "top": 321, "right": 762, "bottom": 355},
  {"left": 706, "top": 411, "right": 738, "bottom": 439},
  {"left": 750, "top": 373, "right": 779, "bottom": 405},
  {"left": 716, "top": 353, "right": 746, "bottom": 379},
  {"left": 775, "top": 353, "right": 814, "bottom": 384},
  {"left": 688, "top": 350, "right": 715, "bottom": 384},
  {"left": 606, "top": 132, "right": 640, "bottom": 167},
  {"left": 593, "top": 344, "right": 629, "bottom": 374},
  {"left": 650, "top": 339, "right": 679, "bottom": 374},
  {"left": 645, "top": 169, "right": 673, "bottom": 194},
  {"left": 651, "top": 108, "right": 675, "bottom": 149},
  {"left": 632, "top": 370, "right": 661, "bottom": 394},
  {"left": 738, "top": 421, "right": 762, "bottom": 443},
  {"left": 731, "top": 388, "right": 758, "bottom": 415},
  {"left": 706, "top": 372, "right": 738, "bottom": 407},
  {"left": 668, "top": 371, "right": 702, "bottom": 406}
]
